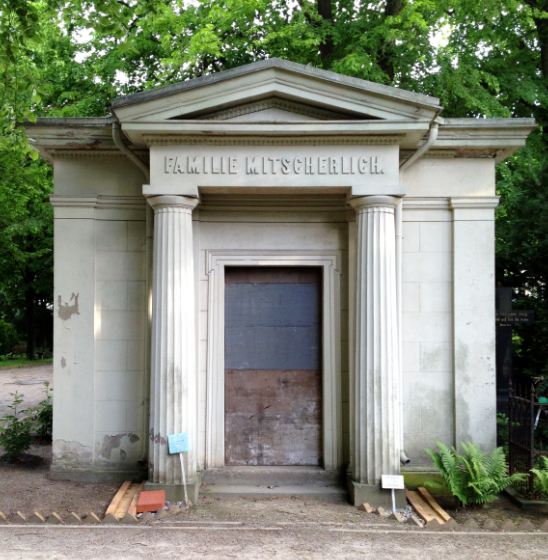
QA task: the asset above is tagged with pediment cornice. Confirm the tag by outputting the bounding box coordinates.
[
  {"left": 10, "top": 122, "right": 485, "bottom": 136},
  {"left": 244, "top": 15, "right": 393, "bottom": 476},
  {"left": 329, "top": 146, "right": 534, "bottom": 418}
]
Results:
[{"left": 111, "top": 59, "right": 442, "bottom": 123}]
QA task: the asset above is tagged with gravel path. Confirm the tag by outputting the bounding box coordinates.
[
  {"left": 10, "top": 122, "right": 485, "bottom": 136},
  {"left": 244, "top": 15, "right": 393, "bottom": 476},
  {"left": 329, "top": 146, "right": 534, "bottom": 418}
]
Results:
[
  {"left": 0, "top": 524, "right": 547, "bottom": 559},
  {"left": 0, "top": 364, "right": 52, "bottom": 416}
]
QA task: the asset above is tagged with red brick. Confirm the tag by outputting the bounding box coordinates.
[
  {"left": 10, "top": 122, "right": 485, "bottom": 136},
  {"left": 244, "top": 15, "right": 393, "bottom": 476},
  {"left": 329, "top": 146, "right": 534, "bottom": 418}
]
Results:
[{"left": 136, "top": 490, "right": 166, "bottom": 513}]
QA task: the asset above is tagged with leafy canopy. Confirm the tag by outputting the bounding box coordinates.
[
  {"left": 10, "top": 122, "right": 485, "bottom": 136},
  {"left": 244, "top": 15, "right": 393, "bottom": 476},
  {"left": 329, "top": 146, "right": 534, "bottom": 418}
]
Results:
[{"left": 0, "top": 1, "right": 546, "bottom": 372}]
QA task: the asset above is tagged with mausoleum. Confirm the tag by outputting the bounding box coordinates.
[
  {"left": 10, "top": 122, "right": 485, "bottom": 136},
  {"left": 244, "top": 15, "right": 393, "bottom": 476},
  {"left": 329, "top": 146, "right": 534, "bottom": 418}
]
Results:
[{"left": 26, "top": 59, "right": 534, "bottom": 504}]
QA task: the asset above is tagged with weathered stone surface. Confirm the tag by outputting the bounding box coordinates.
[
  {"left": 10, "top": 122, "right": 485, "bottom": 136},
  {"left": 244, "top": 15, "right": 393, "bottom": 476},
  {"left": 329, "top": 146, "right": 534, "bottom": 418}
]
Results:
[
  {"left": 148, "top": 196, "right": 199, "bottom": 487},
  {"left": 29, "top": 59, "right": 534, "bottom": 493},
  {"left": 349, "top": 196, "right": 401, "bottom": 489}
]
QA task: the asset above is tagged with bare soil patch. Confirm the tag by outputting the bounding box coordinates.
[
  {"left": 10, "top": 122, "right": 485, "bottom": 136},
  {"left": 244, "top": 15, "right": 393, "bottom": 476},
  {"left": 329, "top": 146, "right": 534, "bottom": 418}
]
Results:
[{"left": 0, "top": 442, "right": 118, "bottom": 515}]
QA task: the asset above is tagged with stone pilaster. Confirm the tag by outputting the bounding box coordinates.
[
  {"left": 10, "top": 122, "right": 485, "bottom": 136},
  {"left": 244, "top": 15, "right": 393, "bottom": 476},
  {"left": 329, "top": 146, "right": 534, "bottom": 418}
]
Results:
[
  {"left": 349, "top": 195, "right": 402, "bottom": 506},
  {"left": 147, "top": 195, "right": 199, "bottom": 493}
]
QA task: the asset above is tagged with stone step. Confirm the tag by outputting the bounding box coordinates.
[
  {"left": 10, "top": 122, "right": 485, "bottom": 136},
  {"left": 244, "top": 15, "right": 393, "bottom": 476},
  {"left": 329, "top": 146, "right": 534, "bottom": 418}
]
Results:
[
  {"left": 201, "top": 466, "right": 344, "bottom": 487},
  {"left": 200, "top": 484, "right": 347, "bottom": 500}
]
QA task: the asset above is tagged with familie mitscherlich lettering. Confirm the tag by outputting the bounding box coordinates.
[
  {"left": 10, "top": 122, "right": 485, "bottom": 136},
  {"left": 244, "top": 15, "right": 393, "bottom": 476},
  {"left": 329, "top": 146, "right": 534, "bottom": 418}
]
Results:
[{"left": 163, "top": 155, "right": 384, "bottom": 176}]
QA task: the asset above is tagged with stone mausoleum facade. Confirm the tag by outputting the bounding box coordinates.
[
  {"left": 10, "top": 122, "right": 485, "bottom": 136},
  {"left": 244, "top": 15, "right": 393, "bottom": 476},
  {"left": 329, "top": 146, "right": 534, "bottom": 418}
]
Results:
[{"left": 26, "top": 60, "right": 534, "bottom": 504}]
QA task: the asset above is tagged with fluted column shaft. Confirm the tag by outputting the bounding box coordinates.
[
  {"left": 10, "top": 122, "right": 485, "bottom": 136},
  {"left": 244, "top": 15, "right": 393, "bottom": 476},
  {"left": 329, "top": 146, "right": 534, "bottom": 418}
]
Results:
[
  {"left": 351, "top": 195, "right": 402, "bottom": 484},
  {"left": 148, "top": 195, "right": 199, "bottom": 484}
]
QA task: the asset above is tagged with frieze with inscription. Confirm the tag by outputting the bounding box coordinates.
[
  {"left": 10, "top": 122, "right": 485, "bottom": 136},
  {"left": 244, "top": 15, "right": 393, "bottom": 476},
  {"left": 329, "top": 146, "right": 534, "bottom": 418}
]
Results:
[
  {"left": 164, "top": 155, "right": 383, "bottom": 176},
  {"left": 148, "top": 143, "right": 401, "bottom": 197}
]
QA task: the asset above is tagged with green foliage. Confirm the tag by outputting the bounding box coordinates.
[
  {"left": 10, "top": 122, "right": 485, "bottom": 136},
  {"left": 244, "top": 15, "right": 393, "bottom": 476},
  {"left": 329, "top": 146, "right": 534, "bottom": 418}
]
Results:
[
  {"left": 0, "top": 392, "right": 33, "bottom": 461},
  {"left": 496, "top": 412, "right": 521, "bottom": 455},
  {"left": 32, "top": 382, "right": 53, "bottom": 439},
  {"left": 0, "top": 355, "right": 52, "bottom": 369},
  {"left": 0, "top": 319, "right": 18, "bottom": 355},
  {"left": 0, "top": 0, "right": 545, "bottom": 373},
  {"left": 427, "top": 441, "right": 526, "bottom": 506},
  {"left": 531, "top": 456, "right": 548, "bottom": 497}
]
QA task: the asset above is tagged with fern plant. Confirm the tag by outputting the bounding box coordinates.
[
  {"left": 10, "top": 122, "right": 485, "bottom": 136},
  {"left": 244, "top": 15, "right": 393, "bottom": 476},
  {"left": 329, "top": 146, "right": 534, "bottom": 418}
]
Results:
[
  {"left": 427, "top": 441, "right": 526, "bottom": 506},
  {"left": 531, "top": 456, "right": 548, "bottom": 497}
]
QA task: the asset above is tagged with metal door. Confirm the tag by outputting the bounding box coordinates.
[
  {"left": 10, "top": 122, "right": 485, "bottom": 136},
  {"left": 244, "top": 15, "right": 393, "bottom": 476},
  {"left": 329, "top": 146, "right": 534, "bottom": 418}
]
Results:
[{"left": 224, "top": 267, "right": 322, "bottom": 465}]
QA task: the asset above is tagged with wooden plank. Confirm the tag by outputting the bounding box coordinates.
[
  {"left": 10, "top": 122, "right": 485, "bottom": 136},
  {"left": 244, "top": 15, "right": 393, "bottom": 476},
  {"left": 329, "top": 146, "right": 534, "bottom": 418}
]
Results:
[
  {"left": 114, "top": 483, "right": 143, "bottom": 519},
  {"left": 128, "top": 483, "right": 145, "bottom": 516},
  {"left": 105, "top": 481, "right": 132, "bottom": 517},
  {"left": 405, "top": 490, "right": 441, "bottom": 524},
  {"left": 417, "top": 486, "right": 452, "bottom": 522}
]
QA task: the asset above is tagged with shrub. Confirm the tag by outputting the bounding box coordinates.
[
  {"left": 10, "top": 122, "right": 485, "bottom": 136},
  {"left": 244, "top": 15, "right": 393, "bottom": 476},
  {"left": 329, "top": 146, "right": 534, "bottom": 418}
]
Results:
[
  {"left": 0, "top": 320, "right": 18, "bottom": 355},
  {"left": 427, "top": 441, "right": 526, "bottom": 506},
  {"left": 0, "top": 392, "right": 33, "bottom": 461},
  {"left": 32, "top": 382, "right": 53, "bottom": 439},
  {"left": 531, "top": 456, "right": 548, "bottom": 498}
]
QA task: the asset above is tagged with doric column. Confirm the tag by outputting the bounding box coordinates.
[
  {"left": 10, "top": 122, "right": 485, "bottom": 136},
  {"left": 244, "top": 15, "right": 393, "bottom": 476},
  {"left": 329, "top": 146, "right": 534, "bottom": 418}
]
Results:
[
  {"left": 148, "top": 195, "right": 199, "bottom": 486},
  {"left": 350, "top": 195, "right": 402, "bottom": 501}
]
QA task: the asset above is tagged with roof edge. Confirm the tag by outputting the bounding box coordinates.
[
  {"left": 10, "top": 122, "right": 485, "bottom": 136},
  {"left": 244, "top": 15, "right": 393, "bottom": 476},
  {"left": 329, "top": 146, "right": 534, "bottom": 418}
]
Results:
[
  {"left": 111, "top": 58, "right": 441, "bottom": 111},
  {"left": 24, "top": 117, "right": 113, "bottom": 128}
]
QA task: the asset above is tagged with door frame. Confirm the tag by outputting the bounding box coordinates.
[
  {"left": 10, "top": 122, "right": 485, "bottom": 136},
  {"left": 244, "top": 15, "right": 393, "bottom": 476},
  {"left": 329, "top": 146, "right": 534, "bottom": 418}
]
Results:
[{"left": 205, "top": 250, "right": 342, "bottom": 470}]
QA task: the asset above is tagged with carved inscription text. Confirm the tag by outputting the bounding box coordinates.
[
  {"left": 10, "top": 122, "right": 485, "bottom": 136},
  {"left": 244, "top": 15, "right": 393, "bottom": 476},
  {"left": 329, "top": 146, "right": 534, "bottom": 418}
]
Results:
[{"left": 164, "top": 155, "right": 384, "bottom": 176}]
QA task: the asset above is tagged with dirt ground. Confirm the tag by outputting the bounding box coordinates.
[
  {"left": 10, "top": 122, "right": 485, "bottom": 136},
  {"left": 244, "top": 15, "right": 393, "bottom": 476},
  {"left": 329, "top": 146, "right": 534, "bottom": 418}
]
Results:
[
  {"left": 0, "top": 438, "right": 547, "bottom": 532},
  {"left": 0, "top": 366, "right": 546, "bottom": 532},
  {"left": 1, "top": 524, "right": 547, "bottom": 560},
  {"left": 0, "top": 442, "right": 119, "bottom": 514}
]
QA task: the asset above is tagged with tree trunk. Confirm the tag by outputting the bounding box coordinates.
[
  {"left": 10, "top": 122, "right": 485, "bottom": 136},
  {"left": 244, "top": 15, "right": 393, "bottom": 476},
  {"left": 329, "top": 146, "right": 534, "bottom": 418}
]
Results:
[
  {"left": 378, "top": 0, "right": 404, "bottom": 82},
  {"left": 526, "top": 0, "right": 548, "bottom": 79},
  {"left": 24, "top": 270, "right": 35, "bottom": 360},
  {"left": 317, "top": 0, "right": 334, "bottom": 65}
]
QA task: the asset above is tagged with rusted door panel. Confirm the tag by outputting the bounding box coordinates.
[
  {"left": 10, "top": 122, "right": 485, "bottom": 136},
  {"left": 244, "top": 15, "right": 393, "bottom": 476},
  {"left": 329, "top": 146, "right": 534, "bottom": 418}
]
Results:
[
  {"left": 224, "top": 267, "right": 322, "bottom": 466},
  {"left": 225, "top": 369, "right": 321, "bottom": 465}
]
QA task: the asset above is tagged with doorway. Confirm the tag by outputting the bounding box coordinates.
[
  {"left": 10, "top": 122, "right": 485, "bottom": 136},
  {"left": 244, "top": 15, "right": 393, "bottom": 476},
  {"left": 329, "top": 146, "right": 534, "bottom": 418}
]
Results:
[{"left": 224, "top": 267, "right": 322, "bottom": 466}]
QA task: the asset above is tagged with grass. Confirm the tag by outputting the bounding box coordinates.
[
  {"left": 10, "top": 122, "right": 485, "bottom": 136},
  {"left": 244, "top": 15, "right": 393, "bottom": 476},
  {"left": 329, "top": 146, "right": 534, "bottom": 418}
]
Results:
[{"left": 0, "top": 358, "right": 52, "bottom": 369}]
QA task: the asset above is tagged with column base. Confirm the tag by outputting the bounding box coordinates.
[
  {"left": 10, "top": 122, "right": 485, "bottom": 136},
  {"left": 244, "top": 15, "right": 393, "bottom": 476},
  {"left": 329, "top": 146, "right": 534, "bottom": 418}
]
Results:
[
  {"left": 145, "top": 472, "right": 202, "bottom": 504},
  {"left": 348, "top": 478, "right": 406, "bottom": 509}
]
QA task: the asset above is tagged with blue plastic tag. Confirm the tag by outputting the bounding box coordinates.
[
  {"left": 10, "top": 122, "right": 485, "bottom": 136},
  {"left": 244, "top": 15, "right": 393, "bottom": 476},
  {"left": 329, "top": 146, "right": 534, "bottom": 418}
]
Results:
[{"left": 167, "top": 432, "right": 190, "bottom": 454}]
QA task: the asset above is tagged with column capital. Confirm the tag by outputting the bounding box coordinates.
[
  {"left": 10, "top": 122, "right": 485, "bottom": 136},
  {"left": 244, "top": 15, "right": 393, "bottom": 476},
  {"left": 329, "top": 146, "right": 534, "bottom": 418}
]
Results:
[
  {"left": 349, "top": 195, "right": 400, "bottom": 212},
  {"left": 147, "top": 195, "right": 199, "bottom": 212}
]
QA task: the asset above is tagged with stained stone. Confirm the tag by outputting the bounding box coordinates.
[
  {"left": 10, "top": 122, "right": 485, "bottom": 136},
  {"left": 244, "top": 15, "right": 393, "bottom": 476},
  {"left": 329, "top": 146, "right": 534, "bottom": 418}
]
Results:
[
  {"left": 350, "top": 196, "right": 401, "bottom": 489},
  {"left": 148, "top": 196, "right": 199, "bottom": 488}
]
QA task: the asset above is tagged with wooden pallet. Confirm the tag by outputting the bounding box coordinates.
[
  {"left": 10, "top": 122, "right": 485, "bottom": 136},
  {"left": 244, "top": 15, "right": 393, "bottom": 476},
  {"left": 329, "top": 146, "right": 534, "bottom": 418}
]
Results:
[
  {"left": 105, "top": 481, "right": 144, "bottom": 520},
  {"left": 406, "top": 487, "right": 452, "bottom": 526}
]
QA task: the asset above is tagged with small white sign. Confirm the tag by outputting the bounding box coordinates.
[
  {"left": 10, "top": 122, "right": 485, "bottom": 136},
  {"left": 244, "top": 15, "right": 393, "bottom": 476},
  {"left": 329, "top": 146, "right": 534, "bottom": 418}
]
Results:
[{"left": 381, "top": 474, "right": 405, "bottom": 490}]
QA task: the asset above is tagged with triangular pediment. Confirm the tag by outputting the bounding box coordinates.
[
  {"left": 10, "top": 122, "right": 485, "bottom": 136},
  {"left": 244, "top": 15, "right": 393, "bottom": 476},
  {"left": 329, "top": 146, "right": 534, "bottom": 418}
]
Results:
[
  {"left": 111, "top": 59, "right": 441, "bottom": 124},
  {"left": 177, "top": 97, "right": 367, "bottom": 122}
]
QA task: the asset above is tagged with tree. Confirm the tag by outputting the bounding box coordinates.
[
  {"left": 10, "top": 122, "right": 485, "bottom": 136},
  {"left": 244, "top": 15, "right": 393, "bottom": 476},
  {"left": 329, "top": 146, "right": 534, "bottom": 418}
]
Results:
[
  {"left": 0, "top": 1, "right": 70, "bottom": 357},
  {"left": 0, "top": 1, "right": 545, "bottom": 374}
]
